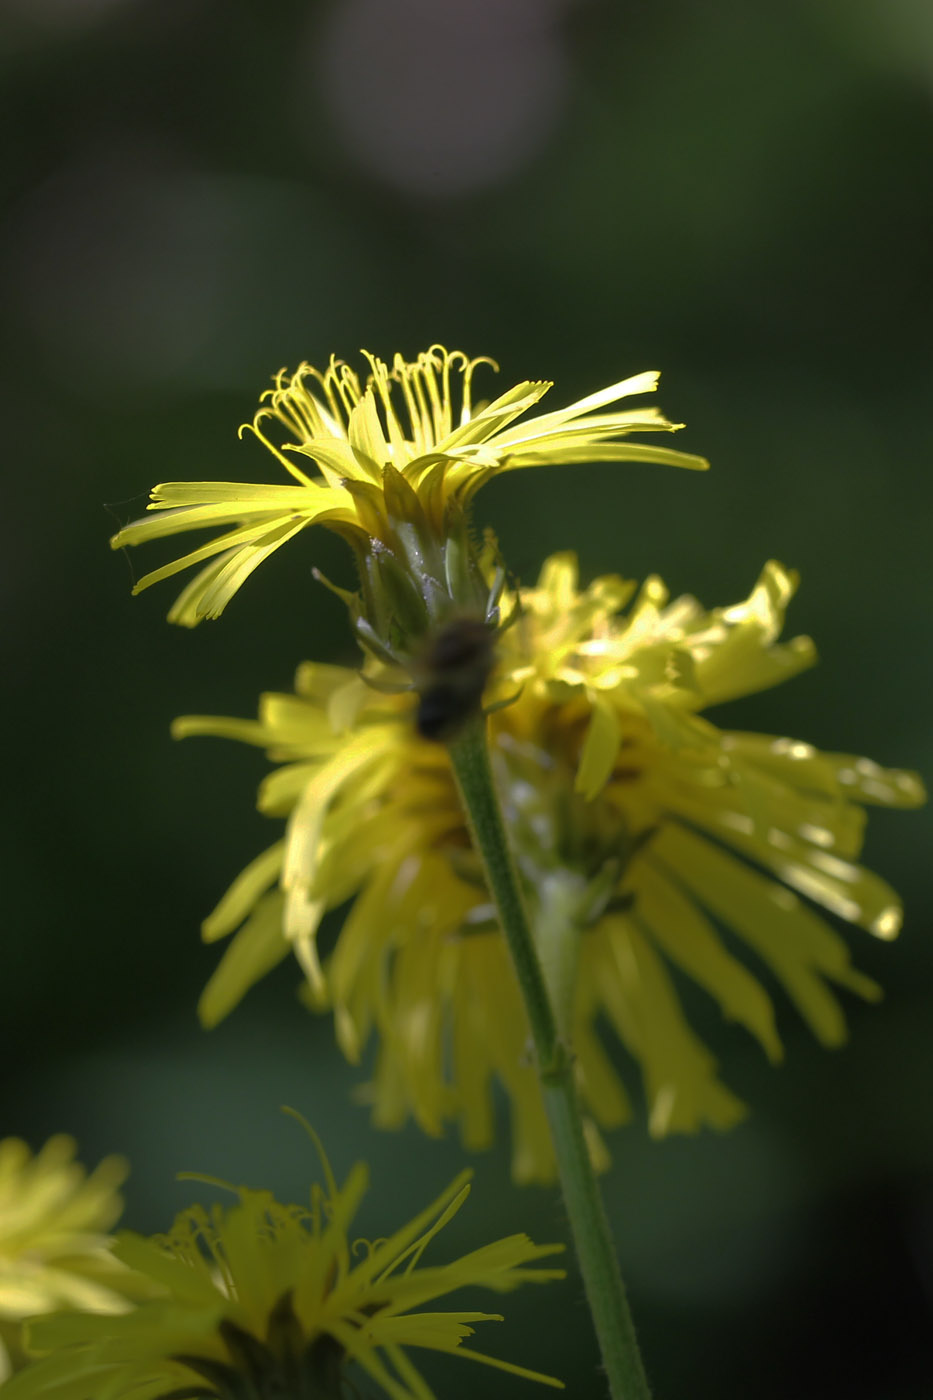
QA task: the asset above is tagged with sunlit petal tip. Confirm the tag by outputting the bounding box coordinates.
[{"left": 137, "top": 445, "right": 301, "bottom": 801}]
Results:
[
  {"left": 892, "top": 771, "right": 927, "bottom": 806},
  {"left": 870, "top": 906, "right": 902, "bottom": 940}
]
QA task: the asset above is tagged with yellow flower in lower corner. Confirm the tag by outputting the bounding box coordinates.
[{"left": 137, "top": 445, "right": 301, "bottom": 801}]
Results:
[
  {"left": 7, "top": 1131, "right": 564, "bottom": 1400},
  {"left": 0, "top": 1136, "right": 131, "bottom": 1379},
  {"left": 173, "top": 554, "right": 925, "bottom": 1183}
]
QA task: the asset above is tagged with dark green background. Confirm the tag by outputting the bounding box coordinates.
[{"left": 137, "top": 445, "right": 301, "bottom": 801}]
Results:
[{"left": 3, "top": 2, "right": 931, "bottom": 1396}]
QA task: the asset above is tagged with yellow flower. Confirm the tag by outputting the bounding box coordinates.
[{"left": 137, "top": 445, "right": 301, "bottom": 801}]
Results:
[
  {"left": 110, "top": 346, "right": 706, "bottom": 635},
  {"left": 8, "top": 1128, "right": 564, "bottom": 1400},
  {"left": 172, "top": 555, "right": 924, "bottom": 1183},
  {"left": 0, "top": 1136, "right": 131, "bottom": 1379}
]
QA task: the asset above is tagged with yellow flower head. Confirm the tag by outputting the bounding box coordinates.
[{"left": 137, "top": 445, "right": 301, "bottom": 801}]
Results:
[
  {"left": 0, "top": 1136, "right": 131, "bottom": 1378},
  {"left": 8, "top": 1127, "right": 564, "bottom": 1400},
  {"left": 173, "top": 555, "right": 924, "bottom": 1183},
  {"left": 110, "top": 347, "right": 706, "bottom": 649}
]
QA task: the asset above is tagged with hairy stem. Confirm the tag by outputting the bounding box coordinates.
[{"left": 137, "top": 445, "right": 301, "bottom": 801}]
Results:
[{"left": 446, "top": 715, "right": 652, "bottom": 1400}]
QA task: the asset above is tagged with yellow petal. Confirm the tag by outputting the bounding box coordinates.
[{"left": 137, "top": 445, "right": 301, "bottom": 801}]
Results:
[
  {"left": 634, "top": 858, "right": 782, "bottom": 1062},
  {"left": 197, "top": 893, "right": 289, "bottom": 1028},
  {"left": 575, "top": 692, "right": 621, "bottom": 800},
  {"left": 595, "top": 918, "right": 747, "bottom": 1135},
  {"left": 200, "top": 842, "right": 284, "bottom": 944},
  {"left": 653, "top": 824, "right": 879, "bottom": 1045}
]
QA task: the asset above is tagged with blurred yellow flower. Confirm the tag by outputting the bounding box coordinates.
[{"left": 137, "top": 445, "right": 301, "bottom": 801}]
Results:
[
  {"left": 8, "top": 1131, "right": 564, "bottom": 1400},
  {"left": 110, "top": 346, "right": 706, "bottom": 629},
  {"left": 0, "top": 1136, "right": 131, "bottom": 1379},
  {"left": 173, "top": 554, "right": 924, "bottom": 1182}
]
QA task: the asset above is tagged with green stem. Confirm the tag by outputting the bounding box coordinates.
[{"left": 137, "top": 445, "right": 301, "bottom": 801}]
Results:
[{"left": 446, "top": 716, "right": 651, "bottom": 1400}]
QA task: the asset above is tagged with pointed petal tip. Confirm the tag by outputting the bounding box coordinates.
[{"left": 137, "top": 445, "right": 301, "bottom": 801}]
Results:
[
  {"left": 200, "top": 915, "right": 226, "bottom": 945},
  {"left": 573, "top": 773, "right": 601, "bottom": 803},
  {"left": 196, "top": 995, "right": 220, "bottom": 1030}
]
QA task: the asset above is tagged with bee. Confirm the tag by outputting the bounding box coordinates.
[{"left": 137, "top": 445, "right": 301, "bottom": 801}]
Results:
[{"left": 414, "top": 615, "right": 499, "bottom": 742}]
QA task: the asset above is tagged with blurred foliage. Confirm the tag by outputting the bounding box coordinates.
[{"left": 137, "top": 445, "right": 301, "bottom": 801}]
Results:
[{"left": 2, "top": 1, "right": 931, "bottom": 1396}]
